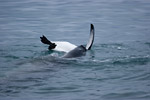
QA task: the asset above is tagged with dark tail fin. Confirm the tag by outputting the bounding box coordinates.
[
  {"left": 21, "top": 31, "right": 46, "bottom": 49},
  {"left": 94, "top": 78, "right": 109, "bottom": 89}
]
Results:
[
  {"left": 40, "top": 35, "right": 52, "bottom": 45},
  {"left": 86, "top": 24, "right": 95, "bottom": 50},
  {"left": 40, "top": 35, "right": 57, "bottom": 49}
]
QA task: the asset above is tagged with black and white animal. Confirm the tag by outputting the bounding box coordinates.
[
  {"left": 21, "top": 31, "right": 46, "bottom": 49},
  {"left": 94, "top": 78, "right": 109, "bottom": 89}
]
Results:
[{"left": 40, "top": 24, "right": 95, "bottom": 58}]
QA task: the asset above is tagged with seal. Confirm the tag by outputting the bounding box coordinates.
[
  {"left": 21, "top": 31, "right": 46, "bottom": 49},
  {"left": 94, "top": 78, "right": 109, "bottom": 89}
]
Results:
[{"left": 40, "top": 24, "right": 95, "bottom": 58}]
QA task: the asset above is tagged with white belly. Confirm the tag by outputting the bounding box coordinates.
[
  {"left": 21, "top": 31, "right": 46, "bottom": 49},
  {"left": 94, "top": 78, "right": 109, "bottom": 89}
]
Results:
[{"left": 52, "top": 41, "right": 77, "bottom": 53}]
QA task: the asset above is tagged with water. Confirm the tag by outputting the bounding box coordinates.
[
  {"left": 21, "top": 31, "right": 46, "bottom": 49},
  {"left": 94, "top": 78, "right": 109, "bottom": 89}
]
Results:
[{"left": 0, "top": 0, "right": 150, "bottom": 100}]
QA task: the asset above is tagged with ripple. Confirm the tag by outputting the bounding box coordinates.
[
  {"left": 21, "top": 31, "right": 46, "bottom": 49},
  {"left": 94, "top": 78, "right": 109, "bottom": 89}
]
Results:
[
  {"left": 102, "top": 91, "right": 149, "bottom": 100},
  {"left": 35, "top": 86, "right": 82, "bottom": 94},
  {"left": 122, "top": 72, "right": 150, "bottom": 81},
  {"left": 27, "top": 54, "right": 150, "bottom": 68},
  {"left": 112, "top": 55, "right": 150, "bottom": 65}
]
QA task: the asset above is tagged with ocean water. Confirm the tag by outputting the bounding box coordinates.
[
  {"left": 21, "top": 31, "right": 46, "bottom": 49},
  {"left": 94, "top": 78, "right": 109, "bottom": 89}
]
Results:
[{"left": 0, "top": 0, "right": 150, "bottom": 100}]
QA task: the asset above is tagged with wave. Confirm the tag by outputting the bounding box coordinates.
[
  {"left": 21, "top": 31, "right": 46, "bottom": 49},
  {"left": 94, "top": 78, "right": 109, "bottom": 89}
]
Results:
[
  {"left": 25, "top": 53, "right": 150, "bottom": 68},
  {"left": 102, "top": 91, "right": 150, "bottom": 100}
]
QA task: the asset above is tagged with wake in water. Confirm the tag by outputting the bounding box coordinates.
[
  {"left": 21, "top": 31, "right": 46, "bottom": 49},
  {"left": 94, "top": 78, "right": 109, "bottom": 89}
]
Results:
[
  {"left": 0, "top": 41, "right": 150, "bottom": 100},
  {"left": 33, "top": 53, "right": 150, "bottom": 67},
  {"left": 21, "top": 41, "right": 150, "bottom": 67}
]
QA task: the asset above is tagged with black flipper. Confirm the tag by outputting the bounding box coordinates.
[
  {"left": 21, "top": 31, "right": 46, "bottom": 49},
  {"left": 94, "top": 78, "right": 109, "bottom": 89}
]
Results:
[
  {"left": 40, "top": 35, "right": 52, "bottom": 45},
  {"left": 40, "top": 35, "right": 56, "bottom": 50},
  {"left": 86, "top": 24, "right": 95, "bottom": 50}
]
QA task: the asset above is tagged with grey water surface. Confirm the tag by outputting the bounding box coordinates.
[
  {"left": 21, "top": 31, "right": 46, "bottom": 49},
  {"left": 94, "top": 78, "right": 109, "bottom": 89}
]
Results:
[{"left": 0, "top": 0, "right": 150, "bottom": 100}]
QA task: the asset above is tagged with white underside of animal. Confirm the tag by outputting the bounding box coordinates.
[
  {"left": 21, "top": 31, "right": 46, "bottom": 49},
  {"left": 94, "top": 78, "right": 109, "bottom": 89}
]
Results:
[{"left": 52, "top": 41, "right": 77, "bottom": 53}]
